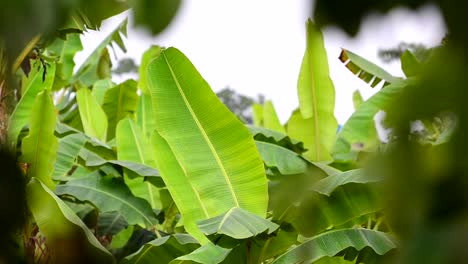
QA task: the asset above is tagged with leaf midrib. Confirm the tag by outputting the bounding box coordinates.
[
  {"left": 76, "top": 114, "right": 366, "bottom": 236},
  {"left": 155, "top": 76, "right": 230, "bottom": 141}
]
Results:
[
  {"left": 162, "top": 52, "right": 240, "bottom": 208},
  {"left": 307, "top": 31, "right": 321, "bottom": 160}
]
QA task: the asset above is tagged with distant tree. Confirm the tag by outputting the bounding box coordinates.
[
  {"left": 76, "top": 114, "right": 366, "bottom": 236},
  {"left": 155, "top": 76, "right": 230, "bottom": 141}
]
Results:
[
  {"left": 216, "top": 87, "right": 264, "bottom": 124},
  {"left": 378, "top": 42, "right": 428, "bottom": 63},
  {"left": 113, "top": 57, "right": 139, "bottom": 74}
]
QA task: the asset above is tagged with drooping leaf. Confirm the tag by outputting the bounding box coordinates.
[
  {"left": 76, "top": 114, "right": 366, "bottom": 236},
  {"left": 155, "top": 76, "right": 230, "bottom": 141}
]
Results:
[
  {"left": 271, "top": 228, "right": 397, "bottom": 264},
  {"left": 333, "top": 79, "right": 413, "bottom": 158},
  {"left": 353, "top": 90, "right": 363, "bottom": 110},
  {"left": 47, "top": 33, "right": 83, "bottom": 90},
  {"left": 311, "top": 169, "right": 382, "bottom": 196},
  {"left": 247, "top": 125, "right": 306, "bottom": 154},
  {"left": 286, "top": 108, "right": 336, "bottom": 161},
  {"left": 263, "top": 100, "right": 285, "bottom": 133},
  {"left": 116, "top": 118, "right": 161, "bottom": 207},
  {"left": 136, "top": 93, "right": 156, "bottom": 139},
  {"left": 53, "top": 133, "right": 87, "bottom": 180},
  {"left": 76, "top": 85, "right": 108, "bottom": 142},
  {"left": 8, "top": 60, "right": 56, "bottom": 146},
  {"left": 102, "top": 79, "right": 138, "bottom": 139},
  {"left": 74, "top": 18, "right": 127, "bottom": 86},
  {"left": 96, "top": 211, "right": 128, "bottom": 236},
  {"left": 27, "top": 178, "right": 114, "bottom": 263},
  {"left": 339, "top": 48, "right": 401, "bottom": 88},
  {"left": 122, "top": 234, "right": 200, "bottom": 264},
  {"left": 174, "top": 243, "right": 231, "bottom": 264},
  {"left": 55, "top": 174, "right": 158, "bottom": 228},
  {"left": 197, "top": 207, "right": 279, "bottom": 239},
  {"left": 20, "top": 90, "right": 57, "bottom": 189},
  {"left": 147, "top": 48, "right": 268, "bottom": 241},
  {"left": 92, "top": 79, "right": 115, "bottom": 105},
  {"left": 255, "top": 141, "right": 308, "bottom": 175},
  {"left": 139, "top": 45, "right": 163, "bottom": 94}
]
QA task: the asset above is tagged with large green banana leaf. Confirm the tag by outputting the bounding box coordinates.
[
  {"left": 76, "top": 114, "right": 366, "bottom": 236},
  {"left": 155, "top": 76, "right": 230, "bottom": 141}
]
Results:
[
  {"left": 294, "top": 20, "right": 338, "bottom": 160},
  {"left": 139, "top": 45, "right": 163, "bottom": 95},
  {"left": 287, "top": 109, "right": 336, "bottom": 161},
  {"left": 8, "top": 60, "right": 56, "bottom": 146},
  {"left": 102, "top": 79, "right": 138, "bottom": 139},
  {"left": 197, "top": 207, "right": 278, "bottom": 239},
  {"left": 116, "top": 118, "right": 161, "bottom": 208},
  {"left": 76, "top": 85, "right": 108, "bottom": 142},
  {"left": 298, "top": 19, "right": 335, "bottom": 119},
  {"left": 272, "top": 228, "right": 397, "bottom": 264},
  {"left": 20, "top": 90, "right": 57, "bottom": 189},
  {"left": 333, "top": 79, "right": 412, "bottom": 158},
  {"left": 147, "top": 47, "right": 268, "bottom": 239},
  {"left": 27, "top": 178, "right": 114, "bottom": 263},
  {"left": 295, "top": 19, "right": 337, "bottom": 161},
  {"left": 263, "top": 100, "right": 285, "bottom": 133},
  {"left": 339, "top": 48, "right": 401, "bottom": 88},
  {"left": 55, "top": 174, "right": 158, "bottom": 228},
  {"left": 73, "top": 18, "right": 127, "bottom": 86}
]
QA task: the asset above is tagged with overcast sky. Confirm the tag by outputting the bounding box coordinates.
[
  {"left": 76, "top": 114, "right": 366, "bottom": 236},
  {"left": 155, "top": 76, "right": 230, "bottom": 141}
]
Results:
[{"left": 75, "top": 0, "right": 446, "bottom": 124}]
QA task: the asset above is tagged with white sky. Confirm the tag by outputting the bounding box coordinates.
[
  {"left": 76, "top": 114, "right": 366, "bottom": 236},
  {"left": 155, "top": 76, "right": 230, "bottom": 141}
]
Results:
[{"left": 75, "top": 0, "right": 446, "bottom": 124}]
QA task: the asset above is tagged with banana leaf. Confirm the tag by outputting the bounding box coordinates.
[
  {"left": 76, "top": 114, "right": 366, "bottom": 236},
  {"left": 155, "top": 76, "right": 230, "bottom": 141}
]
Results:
[
  {"left": 147, "top": 47, "right": 268, "bottom": 242},
  {"left": 263, "top": 100, "right": 285, "bottom": 133},
  {"left": 55, "top": 174, "right": 158, "bottom": 228},
  {"left": 197, "top": 207, "right": 278, "bottom": 239},
  {"left": 27, "top": 178, "right": 114, "bottom": 263},
  {"left": 247, "top": 125, "right": 306, "bottom": 154},
  {"left": 53, "top": 133, "right": 87, "bottom": 180},
  {"left": 339, "top": 48, "right": 401, "bottom": 88},
  {"left": 272, "top": 228, "right": 397, "bottom": 264},
  {"left": 9, "top": 60, "right": 56, "bottom": 146},
  {"left": 353, "top": 90, "right": 363, "bottom": 110},
  {"left": 102, "top": 79, "right": 138, "bottom": 139},
  {"left": 122, "top": 234, "right": 200, "bottom": 264},
  {"left": 76, "top": 85, "right": 108, "bottom": 142},
  {"left": 91, "top": 79, "right": 115, "bottom": 105},
  {"left": 139, "top": 45, "right": 163, "bottom": 95},
  {"left": 136, "top": 93, "right": 156, "bottom": 139},
  {"left": 333, "top": 79, "right": 413, "bottom": 158},
  {"left": 47, "top": 33, "right": 83, "bottom": 90},
  {"left": 255, "top": 141, "right": 308, "bottom": 175},
  {"left": 73, "top": 18, "right": 127, "bottom": 86},
  {"left": 116, "top": 118, "right": 161, "bottom": 207},
  {"left": 20, "top": 90, "right": 57, "bottom": 189},
  {"left": 287, "top": 109, "right": 336, "bottom": 161}
]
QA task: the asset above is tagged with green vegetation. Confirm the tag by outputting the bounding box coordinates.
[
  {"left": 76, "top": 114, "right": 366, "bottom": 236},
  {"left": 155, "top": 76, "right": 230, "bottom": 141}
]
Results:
[{"left": 0, "top": 1, "right": 466, "bottom": 263}]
